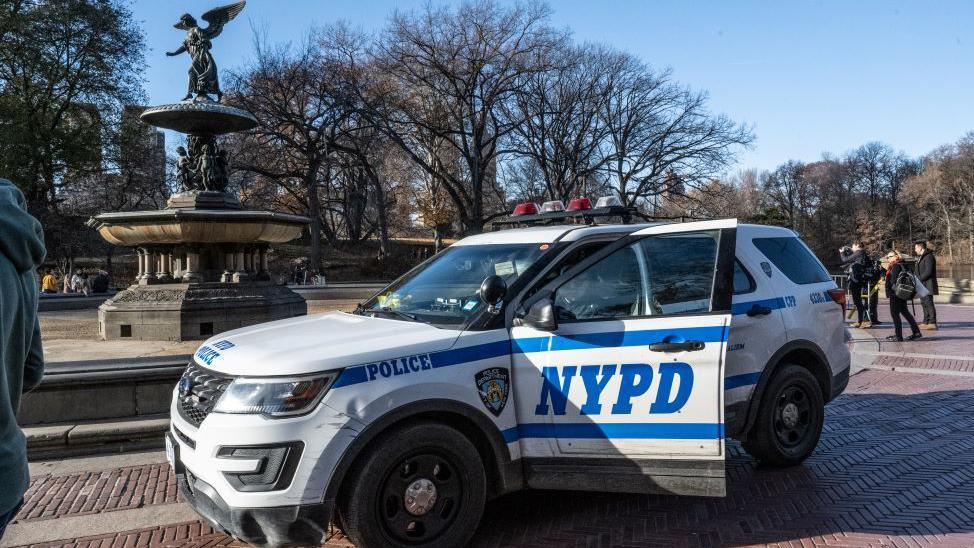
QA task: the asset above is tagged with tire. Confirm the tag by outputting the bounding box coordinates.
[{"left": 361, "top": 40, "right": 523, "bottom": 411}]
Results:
[
  {"left": 338, "top": 421, "right": 486, "bottom": 548},
  {"left": 742, "top": 364, "right": 825, "bottom": 467}
]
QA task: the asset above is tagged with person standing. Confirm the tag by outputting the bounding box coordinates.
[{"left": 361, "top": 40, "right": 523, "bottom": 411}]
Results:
[
  {"left": 914, "top": 241, "right": 938, "bottom": 330},
  {"left": 866, "top": 258, "right": 883, "bottom": 326},
  {"left": 883, "top": 251, "right": 922, "bottom": 342},
  {"left": 839, "top": 242, "right": 870, "bottom": 327},
  {"left": 0, "top": 179, "right": 46, "bottom": 540}
]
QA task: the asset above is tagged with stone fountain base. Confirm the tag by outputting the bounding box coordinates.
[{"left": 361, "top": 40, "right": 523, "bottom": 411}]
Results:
[{"left": 98, "top": 282, "right": 306, "bottom": 341}]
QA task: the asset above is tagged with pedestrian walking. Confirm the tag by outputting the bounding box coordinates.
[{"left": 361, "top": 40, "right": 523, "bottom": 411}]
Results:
[
  {"left": 914, "top": 241, "right": 938, "bottom": 330},
  {"left": 883, "top": 251, "right": 922, "bottom": 342},
  {"left": 839, "top": 242, "right": 871, "bottom": 327},
  {"left": 40, "top": 268, "right": 57, "bottom": 294},
  {"left": 0, "top": 179, "right": 46, "bottom": 541}
]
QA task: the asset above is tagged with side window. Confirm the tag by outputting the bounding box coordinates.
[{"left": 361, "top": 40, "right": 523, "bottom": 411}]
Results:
[
  {"left": 553, "top": 245, "right": 643, "bottom": 321},
  {"left": 551, "top": 229, "right": 721, "bottom": 321},
  {"left": 752, "top": 237, "right": 830, "bottom": 285},
  {"left": 733, "top": 260, "right": 756, "bottom": 294},
  {"left": 524, "top": 241, "right": 608, "bottom": 302},
  {"left": 637, "top": 230, "right": 719, "bottom": 315}
]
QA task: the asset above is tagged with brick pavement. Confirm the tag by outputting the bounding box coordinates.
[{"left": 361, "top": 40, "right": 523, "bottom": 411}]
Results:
[{"left": 16, "top": 463, "right": 179, "bottom": 522}]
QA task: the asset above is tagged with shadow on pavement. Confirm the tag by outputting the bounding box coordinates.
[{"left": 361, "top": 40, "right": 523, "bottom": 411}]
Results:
[{"left": 472, "top": 386, "right": 974, "bottom": 547}]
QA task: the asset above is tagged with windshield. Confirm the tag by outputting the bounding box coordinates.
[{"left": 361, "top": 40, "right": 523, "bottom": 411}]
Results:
[{"left": 359, "top": 243, "right": 547, "bottom": 328}]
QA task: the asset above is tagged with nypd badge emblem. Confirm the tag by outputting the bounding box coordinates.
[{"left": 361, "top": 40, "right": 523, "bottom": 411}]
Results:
[{"left": 475, "top": 368, "right": 509, "bottom": 417}]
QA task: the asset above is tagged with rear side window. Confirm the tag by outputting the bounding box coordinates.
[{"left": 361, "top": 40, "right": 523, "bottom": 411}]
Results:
[
  {"left": 752, "top": 237, "right": 830, "bottom": 285},
  {"left": 733, "top": 260, "right": 756, "bottom": 294}
]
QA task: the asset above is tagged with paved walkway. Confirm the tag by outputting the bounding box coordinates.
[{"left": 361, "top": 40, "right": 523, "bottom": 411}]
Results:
[{"left": 5, "top": 303, "right": 974, "bottom": 548}]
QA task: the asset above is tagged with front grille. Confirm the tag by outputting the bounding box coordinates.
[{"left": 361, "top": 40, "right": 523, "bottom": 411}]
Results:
[{"left": 176, "top": 362, "right": 233, "bottom": 427}]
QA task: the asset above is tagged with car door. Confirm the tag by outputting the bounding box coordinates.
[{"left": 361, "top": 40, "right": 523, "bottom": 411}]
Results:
[
  {"left": 723, "top": 238, "right": 791, "bottom": 436},
  {"left": 509, "top": 220, "right": 736, "bottom": 497}
]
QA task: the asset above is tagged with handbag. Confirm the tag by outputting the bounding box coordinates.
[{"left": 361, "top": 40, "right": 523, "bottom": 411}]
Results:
[
  {"left": 912, "top": 273, "right": 930, "bottom": 298},
  {"left": 894, "top": 270, "right": 917, "bottom": 300}
]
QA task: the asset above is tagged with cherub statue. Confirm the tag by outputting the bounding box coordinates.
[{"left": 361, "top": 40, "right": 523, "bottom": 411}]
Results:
[
  {"left": 175, "top": 146, "right": 196, "bottom": 192},
  {"left": 166, "top": 2, "right": 246, "bottom": 102}
]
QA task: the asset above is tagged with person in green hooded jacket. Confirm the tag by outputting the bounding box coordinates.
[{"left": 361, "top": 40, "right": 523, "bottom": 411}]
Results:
[{"left": 0, "top": 179, "right": 46, "bottom": 540}]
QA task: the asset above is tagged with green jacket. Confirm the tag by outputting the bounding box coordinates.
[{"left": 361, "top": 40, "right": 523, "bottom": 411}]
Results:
[{"left": 0, "top": 179, "right": 46, "bottom": 516}]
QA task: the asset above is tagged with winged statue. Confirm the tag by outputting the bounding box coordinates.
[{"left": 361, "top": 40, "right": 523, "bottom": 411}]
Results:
[{"left": 166, "top": 1, "right": 246, "bottom": 102}]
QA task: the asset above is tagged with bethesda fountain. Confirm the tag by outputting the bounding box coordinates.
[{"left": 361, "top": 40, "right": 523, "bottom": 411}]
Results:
[{"left": 88, "top": 1, "right": 310, "bottom": 341}]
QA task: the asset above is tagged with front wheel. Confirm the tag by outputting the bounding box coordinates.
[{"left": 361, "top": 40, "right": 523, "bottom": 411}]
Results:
[
  {"left": 742, "top": 364, "right": 825, "bottom": 467},
  {"left": 338, "top": 421, "right": 486, "bottom": 548}
]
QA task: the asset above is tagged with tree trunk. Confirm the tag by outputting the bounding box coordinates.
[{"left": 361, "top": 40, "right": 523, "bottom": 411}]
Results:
[
  {"left": 373, "top": 179, "right": 389, "bottom": 261},
  {"left": 941, "top": 203, "right": 954, "bottom": 264},
  {"left": 307, "top": 174, "right": 322, "bottom": 272}
]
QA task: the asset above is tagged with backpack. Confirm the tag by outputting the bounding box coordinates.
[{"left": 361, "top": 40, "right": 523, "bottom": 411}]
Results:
[
  {"left": 862, "top": 257, "right": 878, "bottom": 282},
  {"left": 894, "top": 270, "right": 916, "bottom": 300}
]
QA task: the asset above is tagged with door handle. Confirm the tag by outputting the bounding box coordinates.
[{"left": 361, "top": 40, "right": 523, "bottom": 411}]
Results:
[
  {"left": 746, "top": 304, "right": 772, "bottom": 317},
  {"left": 649, "top": 340, "right": 705, "bottom": 352}
]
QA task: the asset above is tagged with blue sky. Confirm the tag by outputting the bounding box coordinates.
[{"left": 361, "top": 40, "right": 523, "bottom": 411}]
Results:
[{"left": 132, "top": 0, "right": 974, "bottom": 172}]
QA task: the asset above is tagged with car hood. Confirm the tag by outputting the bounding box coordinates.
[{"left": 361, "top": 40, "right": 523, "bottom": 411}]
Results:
[{"left": 194, "top": 311, "right": 462, "bottom": 377}]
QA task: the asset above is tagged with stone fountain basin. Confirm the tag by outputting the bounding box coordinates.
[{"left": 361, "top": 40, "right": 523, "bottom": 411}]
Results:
[
  {"left": 141, "top": 102, "right": 258, "bottom": 135},
  {"left": 88, "top": 209, "right": 310, "bottom": 246}
]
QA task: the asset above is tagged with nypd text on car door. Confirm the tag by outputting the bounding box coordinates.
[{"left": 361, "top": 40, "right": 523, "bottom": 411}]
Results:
[{"left": 509, "top": 219, "right": 736, "bottom": 497}]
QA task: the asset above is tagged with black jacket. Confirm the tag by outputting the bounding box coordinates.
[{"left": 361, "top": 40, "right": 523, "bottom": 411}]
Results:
[
  {"left": 840, "top": 249, "right": 869, "bottom": 284},
  {"left": 916, "top": 250, "right": 938, "bottom": 295}
]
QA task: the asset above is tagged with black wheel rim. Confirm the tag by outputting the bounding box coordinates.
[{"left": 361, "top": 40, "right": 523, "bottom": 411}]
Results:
[
  {"left": 377, "top": 450, "right": 462, "bottom": 544},
  {"left": 773, "top": 384, "right": 812, "bottom": 449}
]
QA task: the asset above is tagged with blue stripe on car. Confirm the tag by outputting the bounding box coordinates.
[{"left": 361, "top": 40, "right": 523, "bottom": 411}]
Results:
[
  {"left": 731, "top": 297, "right": 787, "bottom": 316},
  {"left": 725, "top": 371, "right": 761, "bottom": 390},
  {"left": 501, "top": 422, "right": 725, "bottom": 443}
]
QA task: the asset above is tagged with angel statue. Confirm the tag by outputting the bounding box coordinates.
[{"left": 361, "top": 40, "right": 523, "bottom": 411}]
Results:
[{"left": 166, "top": 2, "right": 246, "bottom": 102}]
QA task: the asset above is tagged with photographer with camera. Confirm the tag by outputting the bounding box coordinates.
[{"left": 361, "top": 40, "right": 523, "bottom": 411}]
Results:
[{"left": 839, "top": 242, "right": 876, "bottom": 328}]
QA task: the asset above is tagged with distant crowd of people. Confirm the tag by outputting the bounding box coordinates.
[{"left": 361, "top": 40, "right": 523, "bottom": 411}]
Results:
[
  {"left": 38, "top": 268, "right": 111, "bottom": 295},
  {"left": 839, "top": 240, "right": 938, "bottom": 342}
]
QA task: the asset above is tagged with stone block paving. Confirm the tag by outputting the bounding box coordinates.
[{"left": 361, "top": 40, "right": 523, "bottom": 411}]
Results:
[
  {"left": 14, "top": 463, "right": 179, "bottom": 522},
  {"left": 12, "top": 367, "right": 974, "bottom": 548}
]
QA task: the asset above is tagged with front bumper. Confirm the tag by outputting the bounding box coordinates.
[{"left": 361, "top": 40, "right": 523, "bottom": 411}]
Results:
[{"left": 171, "top": 433, "right": 332, "bottom": 547}]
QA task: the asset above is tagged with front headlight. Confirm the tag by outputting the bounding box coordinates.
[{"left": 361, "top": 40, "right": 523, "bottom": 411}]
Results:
[{"left": 213, "top": 373, "right": 337, "bottom": 418}]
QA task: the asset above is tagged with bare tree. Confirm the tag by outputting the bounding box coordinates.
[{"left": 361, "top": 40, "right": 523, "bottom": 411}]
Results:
[
  {"left": 506, "top": 43, "right": 614, "bottom": 202},
  {"left": 228, "top": 32, "right": 349, "bottom": 270},
  {"left": 366, "top": 0, "right": 561, "bottom": 233},
  {"left": 599, "top": 53, "right": 753, "bottom": 208}
]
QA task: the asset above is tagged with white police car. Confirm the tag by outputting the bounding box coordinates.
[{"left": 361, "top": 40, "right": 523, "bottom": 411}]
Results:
[{"left": 167, "top": 215, "right": 850, "bottom": 547}]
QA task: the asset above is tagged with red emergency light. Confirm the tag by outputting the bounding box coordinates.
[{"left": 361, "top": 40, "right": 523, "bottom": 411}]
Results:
[
  {"left": 512, "top": 202, "right": 540, "bottom": 215},
  {"left": 566, "top": 197, "right": 592, "bottom": 211}
]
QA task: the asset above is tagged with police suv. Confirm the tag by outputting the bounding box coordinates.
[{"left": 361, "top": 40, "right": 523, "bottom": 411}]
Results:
[{"left": 167, "top": 205, "right": 850, "bottom": 548}]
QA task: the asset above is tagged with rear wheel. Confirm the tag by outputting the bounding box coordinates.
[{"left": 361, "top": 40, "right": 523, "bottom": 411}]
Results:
[
  {"left": 338, "top": 422, "right": 486, "bottom": 548},
  {"left": 742, "top": 364, "right": 824, "bottom": 467}
]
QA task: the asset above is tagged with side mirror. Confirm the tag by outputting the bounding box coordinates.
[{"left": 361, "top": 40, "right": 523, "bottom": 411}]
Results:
[
  {"left": 478, "top": 275, "right": 507, "bottom": 314},
  {"left": 522, "top": 297, "right": 557, "bottom": 331}
]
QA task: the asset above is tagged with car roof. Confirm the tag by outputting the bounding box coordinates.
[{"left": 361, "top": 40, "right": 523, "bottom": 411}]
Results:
[
  {"left": 452, "top": 223, "right": 666, "bottom": 246},
  {"left": 452, "top": 220, "right": 797, "bottom": 247}
]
